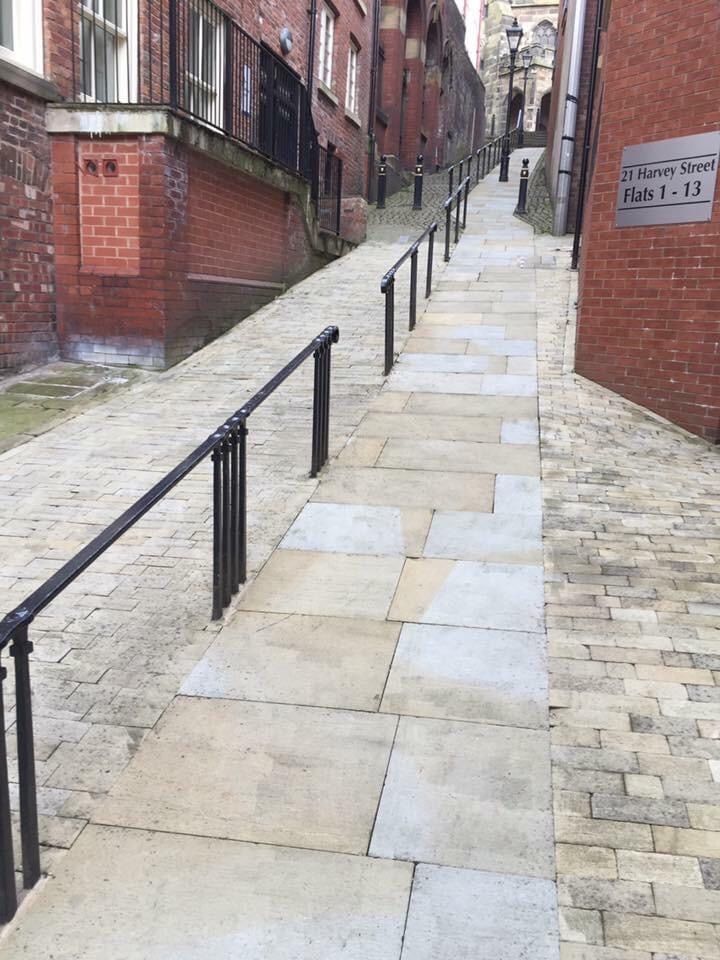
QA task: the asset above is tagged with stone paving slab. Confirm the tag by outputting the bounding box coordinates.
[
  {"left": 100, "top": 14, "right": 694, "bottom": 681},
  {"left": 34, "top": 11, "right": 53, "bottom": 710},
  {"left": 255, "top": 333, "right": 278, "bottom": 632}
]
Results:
[
  {"left": 1, "top": 825, "right": 413, "bottom": 959},
  {"left": 370, "top": 716, "right": 554, "bottom": 876},
  {"left": 180, "top": 612, "right": 400, "bottom": 710},
  {"left": 281, "top": 502, "right": 431, "bottom": 557},
  {"left": 94, "top": 697, "right": 397, "bottom": 854},
  {"left": 311, "top": 465, "right": 495, "bottom": 511}
]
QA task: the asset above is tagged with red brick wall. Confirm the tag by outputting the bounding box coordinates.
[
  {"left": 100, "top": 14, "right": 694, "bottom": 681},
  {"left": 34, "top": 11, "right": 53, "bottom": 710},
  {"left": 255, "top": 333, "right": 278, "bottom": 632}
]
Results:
[
  {"left": 53, "top": 133, "right": 326, "bottom": 367},
  {"left": 577, "top": 0, "right": 720, "bottom": 443},
  {"left": 0, "top": 83, "right": 57, "bottom": 373},
  {"left": 79, "top": 140, "right": 141, "bottom": 275}
]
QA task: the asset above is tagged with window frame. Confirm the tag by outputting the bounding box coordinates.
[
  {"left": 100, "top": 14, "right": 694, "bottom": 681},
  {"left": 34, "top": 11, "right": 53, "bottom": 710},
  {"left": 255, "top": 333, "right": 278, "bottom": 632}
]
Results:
[
  {"left": 345, "top": 42, "right": 358, "bottom": 116},
  {"left": 318, "top": 4, "right": 335, "bottom": 89},
  {"left": 0, "top": 0, "right": 44, "bottom": 75},
  {"left": 79, "top": 0, "right": 138, "bottom": 103},
  {"left": 185, "top": 3, "right": 225, "bottom": 127}
]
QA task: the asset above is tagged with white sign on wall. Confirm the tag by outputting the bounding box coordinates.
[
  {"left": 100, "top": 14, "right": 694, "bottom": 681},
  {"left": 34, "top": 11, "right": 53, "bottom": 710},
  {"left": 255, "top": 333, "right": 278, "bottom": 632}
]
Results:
[{"left": 615, "top": 131, "right": 720, "bottom": 228}]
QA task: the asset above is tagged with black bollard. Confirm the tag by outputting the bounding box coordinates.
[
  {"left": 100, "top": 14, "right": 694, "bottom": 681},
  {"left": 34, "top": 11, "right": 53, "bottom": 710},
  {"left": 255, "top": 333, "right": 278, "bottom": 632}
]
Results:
[
  {"left": 516, "top": 158, "right": 530, "bottom": 214},
  {"left": 377, "top": 155, "right": 388, "bottom": 210},
  {"left": 413, "top": 154, "right": 424, "bottom": 210}
]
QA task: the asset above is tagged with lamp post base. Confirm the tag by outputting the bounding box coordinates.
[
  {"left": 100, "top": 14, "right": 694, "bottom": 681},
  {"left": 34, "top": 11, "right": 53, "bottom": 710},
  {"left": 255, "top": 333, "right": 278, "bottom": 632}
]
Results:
[{"left": 499, "top": 137, "right": 511, "bottom": 182}]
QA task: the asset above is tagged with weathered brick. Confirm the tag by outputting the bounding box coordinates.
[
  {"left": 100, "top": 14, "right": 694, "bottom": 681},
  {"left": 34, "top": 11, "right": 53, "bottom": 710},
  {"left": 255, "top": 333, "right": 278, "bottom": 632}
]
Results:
[
  {"left": 616, "top": 850, "right": 703, "bottom": 888},
  {"left": 558, "top": 877, "right": 654, "bottom": 915}
]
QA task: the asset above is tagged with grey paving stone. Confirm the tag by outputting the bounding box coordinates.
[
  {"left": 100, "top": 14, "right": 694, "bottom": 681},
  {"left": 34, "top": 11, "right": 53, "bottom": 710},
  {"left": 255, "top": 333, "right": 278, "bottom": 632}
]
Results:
[
  {"left": 401, "top": 864, "right": 559, "bottom": 960},
  {"left": 370, "top": 717, "right": 554, "bottom": 877},
  {"left": 591, "top": 795, "right": 690, "bottom": 828},
  {"left": 495, "top": 474, "right": 543, "bottom": 514},
  {"left": 423, "top": 510, "right": 542, "bottom": 563},
  {"left": 280, "top": 502, "right": 431, "bottom": 556},
  {"left": 380, "top": 622, "right": 547, "bottom": 728},
  {"left": 699, "top": 858, "right": 720, "bottom": 889}
]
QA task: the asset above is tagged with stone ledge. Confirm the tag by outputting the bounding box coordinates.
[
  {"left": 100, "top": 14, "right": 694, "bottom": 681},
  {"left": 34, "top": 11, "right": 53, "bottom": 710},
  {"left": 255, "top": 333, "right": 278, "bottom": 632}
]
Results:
[{"left": 0, "top": 58, "right": 61, "bottom": 102}]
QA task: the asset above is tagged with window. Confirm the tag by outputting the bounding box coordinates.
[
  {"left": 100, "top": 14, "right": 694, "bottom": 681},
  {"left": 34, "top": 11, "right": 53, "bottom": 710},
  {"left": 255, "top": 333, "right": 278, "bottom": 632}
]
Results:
[
  {"left": 80, "top": 0, "right": 137, "bottom": 102},
  {"left": 186, "top": 5, "right": 224, "bottom": 125},
  {"left": 0, "top": 0, "right": 43, "bottom": 74},
  {"left": 318, "top": 5, "right": 335, "bottom": 88},
  {"left": 345, "top": 43, "right": 358, "bottom": 115}
]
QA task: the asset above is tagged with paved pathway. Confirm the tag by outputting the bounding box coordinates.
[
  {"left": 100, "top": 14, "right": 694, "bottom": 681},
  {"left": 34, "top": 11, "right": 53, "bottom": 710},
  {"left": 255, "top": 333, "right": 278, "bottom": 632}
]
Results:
[{"left": 3, "top": 148, "right": 720, "bottom": 960}]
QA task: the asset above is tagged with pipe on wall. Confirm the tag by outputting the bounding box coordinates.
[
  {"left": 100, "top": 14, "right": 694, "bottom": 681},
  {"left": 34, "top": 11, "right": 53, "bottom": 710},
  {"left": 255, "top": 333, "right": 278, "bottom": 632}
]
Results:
[
  {"left": 552, "top": 0, "right": 588, "bottom": 236},
  {"left": 306, "top": 0, "right": 318, "bottom": 103}
]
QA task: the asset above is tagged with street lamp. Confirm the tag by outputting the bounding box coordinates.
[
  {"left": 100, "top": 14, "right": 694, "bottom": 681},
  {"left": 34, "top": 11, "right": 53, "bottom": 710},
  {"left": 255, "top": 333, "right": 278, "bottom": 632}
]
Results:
[
  {"left": 518, "top": 48, "right": 533, "bottom": 148},
  {"left": 499, "top": 17, "right": 523, "bottom": 182}
]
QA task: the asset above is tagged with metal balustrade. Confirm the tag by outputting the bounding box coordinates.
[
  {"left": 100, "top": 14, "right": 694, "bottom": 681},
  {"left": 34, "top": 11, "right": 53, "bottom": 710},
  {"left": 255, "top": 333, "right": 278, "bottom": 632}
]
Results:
[
  {"left": 381, "top": 223, "right": 437, "bottom": 375},
  {"left": 0, "top": 324, "right": 339, "bottom": 923},
  {"left": 443, "top": 175, "right": 470, "bottom": 262}
]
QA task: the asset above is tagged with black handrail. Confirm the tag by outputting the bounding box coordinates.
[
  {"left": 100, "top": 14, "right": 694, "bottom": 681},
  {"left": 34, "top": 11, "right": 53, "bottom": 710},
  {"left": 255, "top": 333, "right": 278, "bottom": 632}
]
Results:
[
  {"left": 380, "top": 222, "right": 437, "bottom": 376},
  {"left": 0, "top": 323, "right": 339, "bottom": 924},
  {"left": 444, "top": 175, "right": 470, "bottom": 262}
]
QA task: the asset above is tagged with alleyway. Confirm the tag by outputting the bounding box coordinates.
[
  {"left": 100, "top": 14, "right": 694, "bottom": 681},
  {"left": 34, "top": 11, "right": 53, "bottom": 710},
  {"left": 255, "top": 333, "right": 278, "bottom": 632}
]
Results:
[{"left": 2, "top": 151, "right": 720, "bottom": 959}]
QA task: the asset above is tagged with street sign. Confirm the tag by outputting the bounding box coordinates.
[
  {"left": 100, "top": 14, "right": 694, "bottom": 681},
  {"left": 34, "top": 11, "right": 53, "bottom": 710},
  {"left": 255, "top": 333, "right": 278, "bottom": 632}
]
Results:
[{"left": 615, "top": 131, "right": 720, "bottom": 227}]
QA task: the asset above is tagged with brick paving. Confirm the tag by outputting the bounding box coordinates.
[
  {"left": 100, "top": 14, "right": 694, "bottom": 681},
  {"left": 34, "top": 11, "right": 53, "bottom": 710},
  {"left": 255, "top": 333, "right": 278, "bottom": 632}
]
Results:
[{"left": 538, "top": 238, "right": 720, "bottom": 958}]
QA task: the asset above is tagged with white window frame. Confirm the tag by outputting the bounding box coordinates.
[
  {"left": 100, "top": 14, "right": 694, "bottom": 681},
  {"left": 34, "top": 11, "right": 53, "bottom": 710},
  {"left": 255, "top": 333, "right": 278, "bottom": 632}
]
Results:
[
  {"left": 79, "top": 0, "right": 138, "bottom": 102},
  {"left": 186, "top": 3, "right": 225, "bottom": 126},
  {"left": 345, "top": 42, "right": 358, "bottom": 116},
  {"left": 0, "top": 0, "right": 44, "bottom": 75},
  {"left": 318, "top": 4, "right": 335, "bottom": 89}
]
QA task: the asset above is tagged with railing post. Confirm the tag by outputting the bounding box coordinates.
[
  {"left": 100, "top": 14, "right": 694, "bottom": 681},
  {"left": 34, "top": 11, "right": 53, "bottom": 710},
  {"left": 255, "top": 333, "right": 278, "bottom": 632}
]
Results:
[
  {"left": 454, "top": 190, "right": 461, "bottom": 245},
  {"left": 476, "top": 150, "right": 481, "bottom": 183},
  {"left": 444, "top": 204, "right": 451, "bottom": 261},
  {"left": 426, "top": 225, "right": 435, "bottom": 298},
  {"left": 211, "top": 445, "right": 223, "bottom": 619},
  {"left": 311, "top": 345, "right": 323, "bottom": 477},
  {"left": 238, "top": 422, "right": 247, "bottom": 584},
  {"left": 409, "top": 249, "right": 418, "bottom": 330},
  {"left": 516, "top": 158, "right": 530, "bottom": 214},
  {"left": 463, "top": 177, "right": 470, "bottom": 229},
  {"left": 221, "top": 438, "right": 232, "bottom": 608},
  {"left": 377, "top": 155, "right": 387, "bottom": 209},
  {"left": 223, "top": 13, "right": 234, "bottom": 135},
  {"left": 383, "top": 279, "right": 395, "bottom": 376},
  {"left": 448, "top": 164, "right": 454, "bottom": 198},
  {"left": 412, "top": 154, "right": 423, "bottom": 210},
  {"left": 0, "top": 657, "right": 17, "bottom": 924},
  {"left": 322, "top": 341, "right": 331, "bottom": 464},
  {"left": 11, "top": 625, "right": 40, "bottom": 892},
  {"left": 229, "top": 426, "right": 239, "bottom": 594}
]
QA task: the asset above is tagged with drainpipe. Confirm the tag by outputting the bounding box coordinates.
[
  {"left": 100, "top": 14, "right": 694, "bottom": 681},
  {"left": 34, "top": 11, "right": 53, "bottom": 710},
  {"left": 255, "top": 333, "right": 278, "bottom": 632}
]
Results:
[
  {"left": 571, "top": 0, "right": 605, "bottom": 268},
  {"left": 366, "top": 0, "right": 382, "bottom": 198},
  {"left": 552, "top": 0, "right": 588, "bottom": 236},
  {"left": 307, "top": 0, "right": 318, "bottom": 103}
]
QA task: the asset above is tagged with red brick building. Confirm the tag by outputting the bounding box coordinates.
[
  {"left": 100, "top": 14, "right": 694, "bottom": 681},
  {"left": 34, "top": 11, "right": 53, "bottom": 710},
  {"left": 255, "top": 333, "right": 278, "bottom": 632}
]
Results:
[
  {"left": 546, "top": 0, "right": 720, "bottom": 443},
  {"left": 0, "top": 0, "right": 373, "bottom": 370},
  {"left": 375, "top": 0, "right": 484, "bottom": 174}
]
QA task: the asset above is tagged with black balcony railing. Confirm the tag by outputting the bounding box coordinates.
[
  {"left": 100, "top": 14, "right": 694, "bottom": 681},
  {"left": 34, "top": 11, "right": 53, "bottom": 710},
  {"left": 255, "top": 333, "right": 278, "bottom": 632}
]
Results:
[
  {"left": 70, "top": 0, "right": 340, "bottom": 227},
  {"left": 0, "top": 324, "right": 339, "bottom": 924}
]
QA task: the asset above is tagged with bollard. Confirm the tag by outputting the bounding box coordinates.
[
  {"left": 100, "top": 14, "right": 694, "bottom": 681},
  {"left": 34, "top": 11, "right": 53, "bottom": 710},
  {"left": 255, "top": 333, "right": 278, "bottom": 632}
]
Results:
[
  {"left": 377, "top": 155, "right": 387, "bottom": 210},
  {"left": 516, "top": 158, "right": 530, "bottom": 214},
  {"left": 412, "top": 154, "right": 424, "bottom": 210}
]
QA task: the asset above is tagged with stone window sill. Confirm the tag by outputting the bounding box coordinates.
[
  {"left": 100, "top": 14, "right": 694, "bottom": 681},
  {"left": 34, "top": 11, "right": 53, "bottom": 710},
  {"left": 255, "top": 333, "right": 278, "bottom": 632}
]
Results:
[
  {"left": 353, "top": 0, "right": 367, "bottom": 15},
  {"left": 344, "top": 109, "right": 361, "bottom": 129},
  {"left": 0, "top": 56, "right": 60, "bottom": 102},
  {"left": 317, "top": 81, "right": 339, "bottom": 107}
]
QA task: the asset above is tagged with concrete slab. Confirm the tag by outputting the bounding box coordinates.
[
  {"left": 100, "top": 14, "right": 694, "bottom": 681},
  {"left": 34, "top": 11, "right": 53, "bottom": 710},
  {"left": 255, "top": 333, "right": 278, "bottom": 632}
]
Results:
[
  {"left": 386, "top": 371, "right": 490, "bottom": 396},
  {"left": 398, "top": 354, "right": 495, "bottom": 374},
  {"left": 404, "top": 338, "right": 469, "bottom": 354},
  {"left": 239, "top": 550, "right": 404, "bottom": 620},
  {"left": 377, "top": 439, "right": 540, "bottom": 475},
  {"left": 466, "top": 339, "right": 537, "bottom": 357},
  {"left": 312, "top": 467, "right": 494, "bottom": 511},
  {"left": 181, "top": 612, "right": 400, "bottom": 711},
  {"left": 380, "top": 622, "right": 547, "bottom": 728},
  {"left": 424, "top": 511, "right": 542, "bottom": 563},
  {"left": 281, "top": 502, "right": 431, "bottom": 557},
  {"left": 480, "top": 375, "right": 537, "bottom": 397},
  {"left": 389, "top": 558, "right": 544, "bottom": 633},
  {"left": 494, "top": 475, "right": 542, "bottom": 515},
  {"left": 501, "top": 420, "right": 539, "bottom": 444},
  {"left": 356, "top": 412, "right": 502, "bottom": 442},
  {"left": 1, "top": 824, "right": 413, "bottom": 959},
  {"left": 95, "top": 697, "right": 397, "bottom": 854},
  {"left": 370, "top": 717, "right": 553, "bottom": 876},
  {"left": 401, "top": 864, "right": 559, "bottom": 960},
  {"left": 412, "top": 323, "right": 507, "bottom": 338}
]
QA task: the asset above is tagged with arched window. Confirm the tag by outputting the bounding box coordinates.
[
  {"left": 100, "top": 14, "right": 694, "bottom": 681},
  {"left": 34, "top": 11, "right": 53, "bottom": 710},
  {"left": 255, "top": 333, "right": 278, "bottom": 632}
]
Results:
[{"left": 533, "top": 20, "right": 557, "bottom": 52}]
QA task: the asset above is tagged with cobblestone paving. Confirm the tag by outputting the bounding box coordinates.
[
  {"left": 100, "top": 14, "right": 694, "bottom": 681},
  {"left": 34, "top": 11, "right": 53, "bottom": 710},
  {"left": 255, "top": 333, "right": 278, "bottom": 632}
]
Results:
[
  {"left": 516, "top": 151, "right": 554, "bottom": 234},
  {"left": 536, "top": 235, "right": 720, "bottom": 958}
]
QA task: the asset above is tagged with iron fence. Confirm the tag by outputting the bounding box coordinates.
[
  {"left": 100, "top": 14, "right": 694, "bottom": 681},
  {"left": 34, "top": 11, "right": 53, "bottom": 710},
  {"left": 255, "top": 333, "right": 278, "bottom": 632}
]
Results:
[
  {"left": 0, "top": 324, "right": 339, "bottom": 924},
  {"left": 443, "top": 175, "right": 470, "bottom": 262},
  {"left": 380, "top": 222, "right": 437, "bottom": 375},
  {"left": 71, "top": 0, "right": 338, "bottom": 220},
  {"left": 317, "top": 144, "right": 342, "bottom": 235}
]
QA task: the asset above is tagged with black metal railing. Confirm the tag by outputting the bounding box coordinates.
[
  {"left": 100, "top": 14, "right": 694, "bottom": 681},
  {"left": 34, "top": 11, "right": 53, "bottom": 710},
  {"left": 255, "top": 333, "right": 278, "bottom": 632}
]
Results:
[
  {"left": 443, "top": 175, "right": 470, "bottom": 262},
  {"left": 317, "top": 145, "right": 342, "bottom": 235},
  {"left": 381, "top": 222, "right": 437, "bottom": 375},
  {"left": 70, "top": 0, "right": 340, "bottom": 223},
  {"left": 0, "top": 324, "right": 339, "bottom": 924}
]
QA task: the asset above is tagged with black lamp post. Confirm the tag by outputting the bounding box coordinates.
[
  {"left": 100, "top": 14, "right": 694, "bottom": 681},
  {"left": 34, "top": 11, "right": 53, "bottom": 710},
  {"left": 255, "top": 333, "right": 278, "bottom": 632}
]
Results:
[
  {"left": 499, "top": 17, "right": 523, "bottom": 182},
  {"left": 518, "top": 48, "right": 533, "bottom": 148}
]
